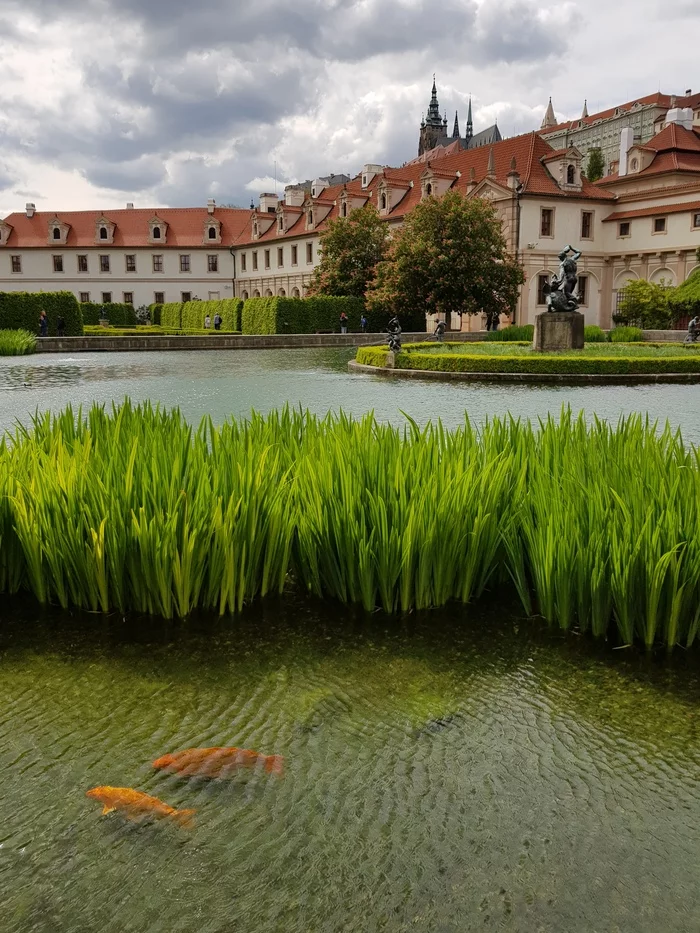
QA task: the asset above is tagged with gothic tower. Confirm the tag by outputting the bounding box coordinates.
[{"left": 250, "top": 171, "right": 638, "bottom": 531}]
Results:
[{"left": 419, "top": 77, "right": 447, "bottom": 156}]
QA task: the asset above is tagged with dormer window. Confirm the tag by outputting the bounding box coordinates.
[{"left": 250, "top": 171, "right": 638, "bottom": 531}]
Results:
[
  {"left": 153, "top": 227, "right": 161, "bottom": 239},
  {"left": 566, "top": 164, "right": 575, "bottom": 185},
  {"left": 253, "top": 220, "right": 259, "bottom": 239},
  {"left": 208, "top": 226, "right": 216, "bottom": 239},
  {"left": 48, "top": 217, "right": 70, "bottom": 246},
  {"left": 341, "top": 202, "right": 347, "bottom": 218},
  {"left": 53, "top": 228, "right": 61, "bottom": 240},
  {"left": 99, "top": 226, "right": 108, "bottom": 240},
  {"left": 307, "top": 210, "right": 314, "bottom": 228},
  {"left": 0, "top": 220, "right": 13, "bottom": 247},
  {"left": 278, "top": 216, "right": 284, "bottom": 233},
  {"left": 380, "top": 193, "right": 387, "bottom": 211},
  {"left": 630, "top": 158, "right": 639, "bottom": 171},
  {"left": 425, "top": 183, "right": 433, "bottom": 197}
]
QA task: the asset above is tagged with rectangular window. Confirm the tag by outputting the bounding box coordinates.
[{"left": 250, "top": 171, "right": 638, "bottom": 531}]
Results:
[
  {"left": 53, "top": 255, "right": 64, "bottom": 272},
  {"left": 241, "top": 253, "right": 247, "bottom": 272},
  {"left": 125, "top": 254, "right": 136, "bottom": 272},
  {"left": 102, "top": 292, "right": 112, "bottom": 303},
  {"left": 277, "top": 247, "right": 284, "bottom": 268},
  {"left": 181, "top": 291, "right": 191, "bottom": 302},
  {"left": 540, "top": 209, "right": 553, "bottom": 238},
  {"left": 581, "top": 211, "right": 593, "bottom": 239},
  {"left": 99, "top": 255, "right": 110, "bottom": 272},
  {"left": 77, "top": 255, "right": 88, "bottom": 273},
  {"left": 537, "top": 274, "right": 550, "bottom": 306},
  {"left": 306, "top": 242, "right": 313, "bottom": 263},
  {"left": 618, "top": 221, "right": 631, "bottom": 237},
  {"left": 653, "top": 217, "right": 666, "bottom": 234},
  {"left": 123, "top": 292, "right": 134, "bottom": 304},
  {"left": 80, "top": 292, "right": 90, "bottom": 303},
  {"left": 264, "top": 249, "right": 271, "bottom": 269},
  {"left": 153, "top": 254, "right": 163, "bottom": 273},
  {"left": 291, "top": 245, "right": 298, "bottom": 265},
  {"left": 577, "top": 274, "right": 588, "bottom": 306},
  {"left": 693, "top": 212, "right": 700, "bottom": 229},
  {"left": 207, "top": 254, "right": 218, "bottom": 272},
  {"left": 11, "top": 255, "right": 21, "bottom": 273},
  {"left": 179, "top": 254, "right": 191, "bottom": 273},
  {"left": 208, "top": 291, "right": 220, "bottom": 301},
  {"left": 154, "top": 291, "right": 165, "bottom": 305},
  {"left": 252, "top": 251, "right": 258, "bottom": 271}
]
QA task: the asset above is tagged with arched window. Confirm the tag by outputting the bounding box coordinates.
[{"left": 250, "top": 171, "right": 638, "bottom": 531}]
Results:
[
  {"left": 278, "top": 288, "right": 286, "bottom": 297},
  {"left": 566, "top": 164, "right": 575, "bottom": 185},
  {"left": 426, "top": 183, "right": 432, "bottom": 196},
  {"left": 380, "top": 193, "right": 387, "bottom": 210},
  {"left": 53, "top": 228, "right": 61, "bottom": 240},
  {"left": 241, "top": 290, "right": 249, "bottom": 300},
  {"left": 630, "top": 158, "right": 638, "bottom": 171},
  {"left": 153, "top": 227, "right": 161, "bottom": 239},
  {"left": 99, "top": 226, "right": 108, "bottom": 239},
  {"left": 253, "top": 289, "right": 261, "bottom": 298},
  {"left": 341, "top": 202, "right": 347, "bottom": 217},
  {"left": 292, "top": 287, "right": 300, "bottom": 298},
  {"left": 208, "top": 226, "right": 216, "bottom": 239},
  {"left": 265, "top": 289, "right": 273, "bottom": 297},
  {"left": 307, "top": 210, "right": 313, "bottom": 226}
]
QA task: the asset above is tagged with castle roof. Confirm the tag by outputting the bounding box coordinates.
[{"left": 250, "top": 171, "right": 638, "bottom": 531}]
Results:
[
  {"left": 596, "top": 124, "right": 700, "bottom": 184},
  {"left": 539, "top": 91, "right": 700, "bottom": 136}
]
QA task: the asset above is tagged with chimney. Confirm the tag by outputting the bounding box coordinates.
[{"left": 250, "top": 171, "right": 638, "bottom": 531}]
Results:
[
  {"left": 666, "top": 107, "right": 694, "bottom": 131},
  {"left": 25, "top": 202, "right": 36, "bottom": 218},
  {"left": 284, "top": 185, "right": 306, "bottom": 208},
  {"left": 207, "top": 198, "right": 216, "bottom": 214},
  {"left": 685, "top": 89, "right": 692, "bottom": 96},
  {"left": 259, "top": 192, "right": 278, "bottom": 214},
  {"left": 361, "top": 164, "right": 383, "bottom": 189},
  {"left": 126, "top": 202, "right": 134, "bottom": 210},
  {"left": 618, "top": 126, "right": 634, "bottom": 176}
]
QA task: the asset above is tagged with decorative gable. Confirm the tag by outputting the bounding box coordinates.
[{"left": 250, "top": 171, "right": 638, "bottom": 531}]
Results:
[
  {"left": 377, "top": 178, "right": 412, "bottom": 215},
  {"left": 148, "top": 215, "right": 168, "bottom": 244},
  {"left": 338, "top": 188, "right": 368, "bottom": 218},
  {"left": 95, "top": 214, "right": 115, "bottom": 244},
  {"left": 468, "top": 178, "right": 512, "bottom": 203},
  {"left": 48, "top": 216, "right": 71, "bottom": 245},
  {"left": 203, "top": 217, "right": 222, "bottom": 245},
  {"left": 0, "top": 220, "right": 13, "bottom": 247},
  {"left": 420, "top": 165, "right": 457, "bottom": 199},
  {"left": 542, "top": 146, "right": 584, "bottom": 192},
  {"left": 251, "top": 211, "right": 275, "bottom": 240},
  {"left": 625, "top": 145, "right": 655, "bottom": 174}
]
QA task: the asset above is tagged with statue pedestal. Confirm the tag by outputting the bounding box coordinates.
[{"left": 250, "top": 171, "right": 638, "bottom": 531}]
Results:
[{"left": 533, "top": 311, "right": 584, "bottom": 351}]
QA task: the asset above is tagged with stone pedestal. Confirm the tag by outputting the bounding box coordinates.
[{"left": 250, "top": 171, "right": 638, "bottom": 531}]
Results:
[
  {"left": 533, "top": 311, "right": 584, "bottom": 351},
  {"left": 384, "top": 350, "right": 396, "bottom": 368}
]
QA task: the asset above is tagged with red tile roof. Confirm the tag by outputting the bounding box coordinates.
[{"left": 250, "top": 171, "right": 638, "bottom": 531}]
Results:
[
  {"left": 0, "top": 207, "right": 253, "bottom": 248},
  {"left": 596, "top": 126, "right": 700, "bottom": 184},
  {"left": 540, "top": 92, "right": 700, "bottom": 135},
  {"left": 602, "top": 199, "right": 700, "bottom": 222}
]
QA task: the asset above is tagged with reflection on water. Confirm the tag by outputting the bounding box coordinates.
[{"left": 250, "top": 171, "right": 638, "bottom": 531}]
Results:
[
  {"left": 1, "top": 594, "right": 699, "bottom": 933},
  {"left": 3, "top": 348, "right": 700, "bottom": 441}
]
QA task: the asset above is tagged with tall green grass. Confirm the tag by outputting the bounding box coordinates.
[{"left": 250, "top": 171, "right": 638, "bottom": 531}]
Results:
[
  {"left": 2, "top": 402, "right": 700, "bottom": 650},
  {"left": 0, "top": 329, "right": 37, "bottom": 356}
]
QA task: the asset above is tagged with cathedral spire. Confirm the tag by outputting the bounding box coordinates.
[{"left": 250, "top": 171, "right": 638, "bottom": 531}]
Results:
[
  {"left": 425, "top": 74, "right": 442, "bottom": 126},
  {"left": 541, "top": 97, "right": 557, "bottom": 129},
  {"left": 452, "top": 110, "right": 460, "bottom": 138},
  {"left": 465, "top": 95, "right": 473, "bottom": 145},
  {"left": 582, "top": 99, "right": 589, "bottom": 119}
]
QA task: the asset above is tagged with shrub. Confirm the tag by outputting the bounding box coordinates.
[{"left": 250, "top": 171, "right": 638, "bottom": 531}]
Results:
[
  {"left": 355, "top": 346, "right": 389, "bottom": 367},
  {"left": 485, "top": 324, "right": 534, "bottom": 342},
  {"left": 610, "top": 326, "right": 644, "bottom": 343},
  {"left": 0, "top": 329, "right": 37, "bottom": 356},
  {"left": 584, "top": 325, "right": 608, "bottom": 342},
  {"left": 161, "top": 302, "right": 183, "bottom": 329},
  {"left": 149, "top": 304, "right": 163, "bottom": 326},
  {"left": 181, "top": 298, "right": 242, "bottom": 331},
  {"left": 80, "top": 302, "right": 136, "bottom": 327},
  {"left": 241, "top": 296, "right": 379, "bottom": 334},
  {"left": 669, "top": 267, "right": 700, "bottom": 319},
  {"left": 0, "top": 291, "right": 83, "bottom": 336},
  {"left": 614, "top": 279, "right": 676, "bottom": 329}
]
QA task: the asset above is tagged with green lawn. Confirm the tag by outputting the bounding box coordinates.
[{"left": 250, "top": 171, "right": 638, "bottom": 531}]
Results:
[{"left": 415, "top": 341, "right": 699, "bottom": 358}]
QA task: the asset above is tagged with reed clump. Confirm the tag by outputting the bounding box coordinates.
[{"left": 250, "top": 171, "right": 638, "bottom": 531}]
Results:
[
  {"left": 1, "top": 402, "right": 699, "bottom": 651},
  {"left": 0, "top": 328, "right": 37, "bottom": 356}
]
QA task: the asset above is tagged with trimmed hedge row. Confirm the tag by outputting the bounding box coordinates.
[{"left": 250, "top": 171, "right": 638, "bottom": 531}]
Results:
[
  {"left": 149, "top": 304, "right": 163, "bottom": 326},
  {"left": 393, "top": 351, "right": 700, "bottom": 375},
  {"left": 182, "top": 298, "right": 243, "bottom": 331},
  {"left": 0, "top": 291, "right": 83, "bottom": 336},
  {"left": 161, "top": 302, "right": 184, "bottom": 329},
  {"left": 80, "top": 302, "right": 137, "bottom": 327},
  {"left": 83, "top": 326, "right": 242, "bottom": 336},
  {"left": 241, "top": 296, "right": 395, "bottom": 334},
  {"left": 356, "top": 346, "right": 390, "bottom": 367}
]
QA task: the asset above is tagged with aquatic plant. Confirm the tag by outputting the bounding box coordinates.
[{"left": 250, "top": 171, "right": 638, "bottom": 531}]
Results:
[
  {"left": 2, "top": 402, "right": 700, "bottom": 650},
  {"left": 0, "top": 328, "right": 37, "bottom": 356}
]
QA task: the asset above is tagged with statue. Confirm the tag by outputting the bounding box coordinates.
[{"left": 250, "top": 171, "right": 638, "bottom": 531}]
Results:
[
  {"left": 543, "top": 245, "right": 582, "bottom": 313},
  {"left": 386, "top": 315, "right": 402, "bottom": 352}
]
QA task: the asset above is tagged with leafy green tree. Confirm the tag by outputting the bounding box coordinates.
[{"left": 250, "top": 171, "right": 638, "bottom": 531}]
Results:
[
  {"left": 306, "top": 205, "right": 389, "bottom": 298},
  {"left": 366, "top": 190, "right": 524, "bottom": 326},
  {"left": 614, "top": 278, "right": 677, "bottom": 329},
  {"left": 669, "top": 267, "right": 700, "bottom": 319},
  {"left": 585, "top": 148, "right": 605, "bottom": 182}
]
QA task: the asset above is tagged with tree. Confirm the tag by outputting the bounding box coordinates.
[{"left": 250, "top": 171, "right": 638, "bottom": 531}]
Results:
[
  {"left": 585, "top": 148, "right": 605, "bottom": 182},
  {"left": 306, "top": 205, "right": 389, "bottom": 298},
  {"left": 614, "top": 278, "right": 676, "bottom": 329},
  {"left": 669, "top": 268, "right": 700, "bottom": 320},
  {"left": 366, "top": 190, "right": 524, "bottom": 327}
]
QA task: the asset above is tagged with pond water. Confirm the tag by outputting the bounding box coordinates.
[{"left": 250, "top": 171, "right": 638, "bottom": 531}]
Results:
[
  {"left": 1, "top": 596, "right": 699, "bottom": 933},
  {"left": 2, "top": 348, "right": 700, "bottom": 931},
  {"left": 2, "top": 348, "right": 700, "bottom": 440}
]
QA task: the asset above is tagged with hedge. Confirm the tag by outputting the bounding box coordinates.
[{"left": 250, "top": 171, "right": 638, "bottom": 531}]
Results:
[
  {"left": 161, "top": 302, "right": 183, "bottom": 329},
  {"left": 669, "top": 267, "right": 700, "bottom": 317},
  {"left": 80, "top": 301, "right": 137, "bottom": 327},
  {"left": 181, "top": 298, "right": 242, "bottom": 331},
  {"left": 149, "top": 304, "right": 163, "bottom": 326},
  {"left": 610, "top": 326, "right": 644, "bottom": 343},
  {"left": 485, "top": 324, "right": 534, "bottom": 342},
  {"left": 0, "top": 291, "right": 83, "bottom": 336},
  {"left": 84, "top": 326, "right": 242, "bottom": 336},
  {"left": 356, "top": 347, "right": 700, "bottom": 375},
  {"left": 241, "top": 296, "right": 397, "bottom": 334}
]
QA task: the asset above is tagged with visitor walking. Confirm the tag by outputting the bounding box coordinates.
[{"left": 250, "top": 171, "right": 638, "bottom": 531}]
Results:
[
  {"left": 360, "top": 314, "right": 368, "bottom": 333},
  {"left": 204, "top": 314, "right": 211, "bottom": 330},
  {"left": 57, "top": 315, "right": 65, "bottom": 337},
  {"left": 434, "top": 319, "right": 446, "bottom": 342},
  {"left": 213, "top": 312, "right": 222, "bottom": 331},
  {"left": 39, "top": 310, "right": 48, "bottom": 337},
  {"left": 339, "top": 311, "right": 349, "bottom": 334}
]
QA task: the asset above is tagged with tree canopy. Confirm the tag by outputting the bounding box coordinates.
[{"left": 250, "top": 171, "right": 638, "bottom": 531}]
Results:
[
  {"left": 365, "top": 190, "right": 524, "bottom": 323},
  {"left": 306, "top": 205, "right": 389, "bottom": 298},
  {"left": 585, "top": 148, "right": 605, "bottom": 182}
]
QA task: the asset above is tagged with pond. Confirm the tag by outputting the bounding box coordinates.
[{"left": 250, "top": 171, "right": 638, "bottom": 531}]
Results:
[
  {"left": 2, "top": 348, "right": 700, "bottom": 440},
  {"left": 1, "top": 596, "right": 699, "bottom": 933}
]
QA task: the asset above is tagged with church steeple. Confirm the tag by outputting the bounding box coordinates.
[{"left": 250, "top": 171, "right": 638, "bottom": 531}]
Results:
[
  {"left": 452, "top": 110, "right": 460, "bottom": 138},
  {"left": 581, "top": 99, "right": 589, "bottom": 119},
  {"left": 426, "top": 74, "right": 442, "bottom": 126},
  {"left": 418, "top": 74, "right": 448, "bottom": 156},
  {"left": 465, "top": 96, "right": 473, "bottom": 145},
  {"left": 541, "top": 97, "right": 557, "bottom": 129}
]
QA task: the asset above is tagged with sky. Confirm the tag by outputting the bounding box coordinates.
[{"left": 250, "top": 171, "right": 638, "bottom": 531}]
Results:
[{"left": 0, "top": 0, "right": 698, "bottom": 216}]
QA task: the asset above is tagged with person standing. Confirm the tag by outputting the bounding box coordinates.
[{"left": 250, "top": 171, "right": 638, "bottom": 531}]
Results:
[
  {"left": 360, "top": 314, "right": 368, "bottom": 333},
  {"left": 39, "top": 309, "right": 48, "bottom": 337},
  {"left": 57, "top": 315, "right": 65, "bottom": 337},
  {"left": 213, "top": 312, "right": 222, "bottom": 331},
  {"left": 434, "top": 319, "right": 446, "bottom": 343},
  {"left": 204, "top": 314, "right": 211, "bottom": 330},
  {"left": 339, "top": 311, "right": 349, "bottom": 334}
]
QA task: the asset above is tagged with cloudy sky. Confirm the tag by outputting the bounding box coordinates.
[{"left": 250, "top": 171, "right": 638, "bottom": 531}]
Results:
[{"left": 0, "top": 0, "right": 697, "bottom": 215}]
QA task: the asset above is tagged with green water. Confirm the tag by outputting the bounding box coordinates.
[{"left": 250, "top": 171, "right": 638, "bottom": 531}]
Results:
[{"left": 1, "top": 595, "right": 699, "bottom": 933}]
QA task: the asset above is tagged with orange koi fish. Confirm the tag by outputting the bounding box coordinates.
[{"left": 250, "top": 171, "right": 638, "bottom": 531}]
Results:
[
  {"left": 152, "top": 746, "right": 284, "bottom": 778},
  {"left": 86, "top": 786, "right": 196, "bottom": 827}
]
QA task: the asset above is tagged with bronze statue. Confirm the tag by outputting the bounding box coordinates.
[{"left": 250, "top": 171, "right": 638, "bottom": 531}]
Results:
[{"left": 544, "top": 245, "right": 582, "bottom": 312}]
